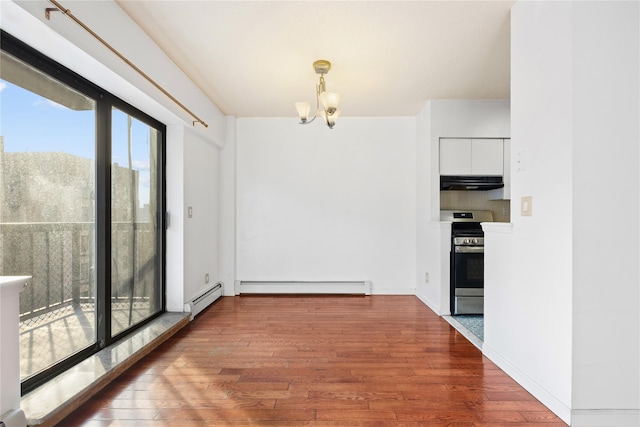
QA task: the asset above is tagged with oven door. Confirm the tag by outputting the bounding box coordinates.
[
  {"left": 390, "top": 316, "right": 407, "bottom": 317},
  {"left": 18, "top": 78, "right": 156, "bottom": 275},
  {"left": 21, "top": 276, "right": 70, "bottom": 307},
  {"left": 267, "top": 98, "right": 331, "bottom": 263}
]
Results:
[{"left": 453, "top": 246, "right": 484, "bottom": 289}]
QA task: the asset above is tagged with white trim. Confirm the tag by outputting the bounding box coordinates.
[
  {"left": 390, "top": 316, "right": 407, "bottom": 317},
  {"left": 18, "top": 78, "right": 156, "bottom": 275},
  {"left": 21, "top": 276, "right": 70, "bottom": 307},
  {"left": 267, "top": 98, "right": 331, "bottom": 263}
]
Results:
[
  {"left": 481, "top": 222, "right": 514, "bottom": 234},
  {"left": 482, "top": 343, "right": 572, "bottom": 425},
  {"left": 571, "top": 409, "right": 640, "bottom": 427},
  {"left": 371, "top": 286, "right": 414, "bottom": 295}
]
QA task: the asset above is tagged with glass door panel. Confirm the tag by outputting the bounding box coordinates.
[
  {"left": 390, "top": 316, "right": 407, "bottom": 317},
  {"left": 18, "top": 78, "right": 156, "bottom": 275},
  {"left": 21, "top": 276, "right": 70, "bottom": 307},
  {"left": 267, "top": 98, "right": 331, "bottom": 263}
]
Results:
[
  {"left": 0, "top": 51, "right": 97, "bottom": 380},
  {"left": 111, "top": 108, "right": 161, "bottom": 337}
]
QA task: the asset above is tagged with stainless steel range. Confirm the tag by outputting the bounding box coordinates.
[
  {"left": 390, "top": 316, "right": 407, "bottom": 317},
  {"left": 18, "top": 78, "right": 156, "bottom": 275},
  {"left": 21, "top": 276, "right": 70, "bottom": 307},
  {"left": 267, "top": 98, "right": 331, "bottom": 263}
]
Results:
[{"left": 441, "top": 210, "right": 494, "bottom": 315}]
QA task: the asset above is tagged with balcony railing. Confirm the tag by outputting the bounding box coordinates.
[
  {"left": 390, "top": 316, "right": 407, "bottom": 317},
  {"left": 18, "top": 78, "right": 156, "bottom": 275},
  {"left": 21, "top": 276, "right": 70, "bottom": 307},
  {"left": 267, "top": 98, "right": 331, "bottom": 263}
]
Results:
[{"left": 0, "top": 221, "right": 158, "bottom": 380}]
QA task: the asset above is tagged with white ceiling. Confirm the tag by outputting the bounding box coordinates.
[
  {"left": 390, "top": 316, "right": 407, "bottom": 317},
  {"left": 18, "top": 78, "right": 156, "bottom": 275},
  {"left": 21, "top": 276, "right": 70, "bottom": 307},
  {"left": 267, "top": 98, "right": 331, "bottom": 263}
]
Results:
[{"left": 115, "top": 1, "right": 514, "bottom": 118}]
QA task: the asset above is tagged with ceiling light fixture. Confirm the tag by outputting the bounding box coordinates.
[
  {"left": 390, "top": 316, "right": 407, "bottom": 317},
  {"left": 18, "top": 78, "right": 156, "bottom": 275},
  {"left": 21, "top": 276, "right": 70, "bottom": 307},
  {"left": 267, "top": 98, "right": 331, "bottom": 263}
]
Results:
[{"left": 295, "top": 60, "right": 341, "bottom": 129}]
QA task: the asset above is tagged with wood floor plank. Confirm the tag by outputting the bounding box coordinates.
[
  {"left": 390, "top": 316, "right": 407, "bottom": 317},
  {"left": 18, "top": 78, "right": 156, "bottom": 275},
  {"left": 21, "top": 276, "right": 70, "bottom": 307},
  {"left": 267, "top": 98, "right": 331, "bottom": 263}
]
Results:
[{"left": 61, "top": 296, "right": 567, "bottom": 426}]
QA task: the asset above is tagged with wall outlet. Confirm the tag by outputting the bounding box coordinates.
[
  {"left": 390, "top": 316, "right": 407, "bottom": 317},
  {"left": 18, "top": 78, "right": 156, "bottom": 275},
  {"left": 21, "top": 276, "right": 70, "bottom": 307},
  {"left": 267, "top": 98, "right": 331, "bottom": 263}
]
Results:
[
  {"left": 205, "top": 273, "right": 210, "bottom": 284},
  {"left": 425, "top": 272, "right": 429, "bottom": 283}
]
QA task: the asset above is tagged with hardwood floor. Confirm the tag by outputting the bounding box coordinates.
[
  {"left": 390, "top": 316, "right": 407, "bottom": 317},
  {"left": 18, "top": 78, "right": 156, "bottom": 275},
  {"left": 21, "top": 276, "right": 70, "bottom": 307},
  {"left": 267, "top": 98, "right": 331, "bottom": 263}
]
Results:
[{"left": 62, "top": 295, "right": 567, "bottom": 426}]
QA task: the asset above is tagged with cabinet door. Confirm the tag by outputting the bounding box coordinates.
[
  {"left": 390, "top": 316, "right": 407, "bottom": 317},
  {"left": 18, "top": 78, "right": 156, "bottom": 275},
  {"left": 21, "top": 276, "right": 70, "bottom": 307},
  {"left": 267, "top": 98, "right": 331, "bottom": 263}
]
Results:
[
  {"left": 471, "top": 138, "right": 503, "bottom": 175},
  {"left": 440, "top": 138, "right": 471, "bottom": 175}
]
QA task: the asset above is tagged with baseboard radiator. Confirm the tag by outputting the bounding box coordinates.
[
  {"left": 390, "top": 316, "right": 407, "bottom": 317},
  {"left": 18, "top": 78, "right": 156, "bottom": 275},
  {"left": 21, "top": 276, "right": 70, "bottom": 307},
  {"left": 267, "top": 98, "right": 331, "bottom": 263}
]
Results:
[
  {"left": 184, "top": 282, "right": 223, "bottom": 320},
  {"left": 234, "top": 281, "right": 371, "bottom": 296}
]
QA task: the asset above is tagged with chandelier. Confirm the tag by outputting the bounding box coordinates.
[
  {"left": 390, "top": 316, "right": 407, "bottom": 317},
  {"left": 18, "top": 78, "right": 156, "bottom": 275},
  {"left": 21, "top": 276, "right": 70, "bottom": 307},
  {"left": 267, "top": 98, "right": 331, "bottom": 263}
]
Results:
[{"left": 295, "top": 60, "right": 341, "bottom": 129}]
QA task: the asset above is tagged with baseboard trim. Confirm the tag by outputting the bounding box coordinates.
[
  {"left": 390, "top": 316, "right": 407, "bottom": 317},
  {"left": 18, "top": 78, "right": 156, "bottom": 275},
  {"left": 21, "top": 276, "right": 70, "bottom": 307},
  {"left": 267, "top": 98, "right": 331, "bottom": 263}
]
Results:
[
  {"left": 571, "top": 409, "right": 640, "bottom": 427},
  {"left": 482, "top": 343, "right": 571, "bottom": 425},
  {"left": 370, "top": 286, "right": 414, "bottom": 295}
]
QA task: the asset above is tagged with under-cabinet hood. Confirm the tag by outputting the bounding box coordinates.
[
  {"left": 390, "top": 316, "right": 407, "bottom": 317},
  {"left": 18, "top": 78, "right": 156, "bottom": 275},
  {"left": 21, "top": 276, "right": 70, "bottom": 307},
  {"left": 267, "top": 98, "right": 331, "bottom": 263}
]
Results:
[{"left": 440, "top": 175, "right": 504, "bottom": 191}]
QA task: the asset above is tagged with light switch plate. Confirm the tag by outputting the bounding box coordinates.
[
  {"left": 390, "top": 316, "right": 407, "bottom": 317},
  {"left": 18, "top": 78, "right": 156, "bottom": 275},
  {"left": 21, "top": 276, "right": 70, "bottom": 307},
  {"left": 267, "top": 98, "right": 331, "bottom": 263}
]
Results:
[
  {"left": 521, "top": 196, "right": 532, "bottom": 216},
  {"left": 188, "top": 206, "right": 193, "bottom": 218}
]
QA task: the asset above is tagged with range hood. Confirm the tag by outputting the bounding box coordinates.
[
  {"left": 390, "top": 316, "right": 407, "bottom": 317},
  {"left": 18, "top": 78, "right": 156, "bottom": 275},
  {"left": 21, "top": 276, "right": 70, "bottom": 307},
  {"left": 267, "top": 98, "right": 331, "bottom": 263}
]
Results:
[{"left": 440, "top": 175, "right": 504, "bottom": 191}]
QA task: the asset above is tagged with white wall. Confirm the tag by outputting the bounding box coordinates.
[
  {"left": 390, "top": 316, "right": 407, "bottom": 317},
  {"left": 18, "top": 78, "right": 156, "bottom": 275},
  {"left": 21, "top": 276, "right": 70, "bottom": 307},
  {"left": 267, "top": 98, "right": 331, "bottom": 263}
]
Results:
[
  {"left": 570, "top": 1, "right": 639, "bottom": 422},
  {"left": 415, "top": 100, "right": 510, "bottom": 314},
  {"left": 183, "top": 128, "right": 221, "bottom": 303},
  {"left": 165, "top": 126, "right": 186, "bottom": 311},
  {"left": 486, "top": 2, "right": 640, "bottom": 425},
  {"left": 236, "top": 117, "right": 416, "bottom": 294},
  {"left": 167, "top": 126, "right": 224, "bottom": 309},
  {"left": 485, "top": 2, "right": 574, "bottom": 421},
  {"left": 2, "top": 0, "right": 228, "bottom": 312}
]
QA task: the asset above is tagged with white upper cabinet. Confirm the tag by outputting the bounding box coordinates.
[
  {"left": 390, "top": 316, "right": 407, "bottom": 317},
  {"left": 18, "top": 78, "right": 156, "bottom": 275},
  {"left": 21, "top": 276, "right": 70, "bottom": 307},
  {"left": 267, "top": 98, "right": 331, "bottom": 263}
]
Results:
[
  {"left": 439, "top": 138, "right": 472, "bottom": 175},
  {"left": 439, "top": 138, "right": 504, "bottom": 176},
  {"left": 471, "top": 138, "right": 503, "bottom": 175}
]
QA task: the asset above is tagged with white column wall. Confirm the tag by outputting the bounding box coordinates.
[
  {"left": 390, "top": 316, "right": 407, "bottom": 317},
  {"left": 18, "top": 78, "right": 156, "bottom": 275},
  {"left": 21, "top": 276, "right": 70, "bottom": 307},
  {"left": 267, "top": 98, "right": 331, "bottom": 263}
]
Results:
[
  {"left": 486, "top": 2, "right": 574, "bottom": 422},
  {"left": 236, "top": 117, "right": 416, "bottom": 294},
  {"left": 219, "top": 117, "right": 237, "bottom": 296},
  {"left": 489, "top": 2, "right": 640, "bottom": 425},
  {"left": 165, "top": 126, "right": 186, "bottom": 311},
  {"left": 571, "top": 1, "right": 639, "bottom": 422}
]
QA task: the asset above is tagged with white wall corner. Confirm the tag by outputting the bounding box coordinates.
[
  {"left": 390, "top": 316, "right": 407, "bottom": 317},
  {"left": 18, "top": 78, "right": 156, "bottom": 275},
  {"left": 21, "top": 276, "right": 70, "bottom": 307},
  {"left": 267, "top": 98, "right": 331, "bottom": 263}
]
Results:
[
  {"left": 219, "top": 116, "right": 237, "bottom": 296},
  {"left": 414, "top": 291, "right": 440, "bottom": 315}
]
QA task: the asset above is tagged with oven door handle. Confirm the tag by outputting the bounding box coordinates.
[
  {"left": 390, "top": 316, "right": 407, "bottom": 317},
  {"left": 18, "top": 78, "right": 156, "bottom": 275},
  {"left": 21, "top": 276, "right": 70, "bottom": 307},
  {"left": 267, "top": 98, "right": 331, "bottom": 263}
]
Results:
[{"left": 455, "top": 246, "right": 485, "bottom": 253}]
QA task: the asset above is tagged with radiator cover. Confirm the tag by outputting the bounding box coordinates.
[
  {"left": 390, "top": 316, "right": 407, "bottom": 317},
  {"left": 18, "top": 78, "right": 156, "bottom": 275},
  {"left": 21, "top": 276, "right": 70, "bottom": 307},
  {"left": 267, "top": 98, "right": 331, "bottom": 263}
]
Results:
[
  {"left": 234, "top": 281, "right": 371, "bottom": 295},
  {"left": 184, "top": 282, "right": 223, "bottom": 320}
]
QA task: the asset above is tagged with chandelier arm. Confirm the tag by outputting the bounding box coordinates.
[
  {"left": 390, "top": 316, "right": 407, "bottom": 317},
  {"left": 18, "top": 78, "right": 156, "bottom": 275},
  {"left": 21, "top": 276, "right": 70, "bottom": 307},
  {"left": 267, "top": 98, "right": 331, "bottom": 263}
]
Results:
[
  {"left": 299, "top": 115, "right": 318, "bottom": 125},
  {"left": 298, "top": 82, "right": 325, "bottom": 125}
]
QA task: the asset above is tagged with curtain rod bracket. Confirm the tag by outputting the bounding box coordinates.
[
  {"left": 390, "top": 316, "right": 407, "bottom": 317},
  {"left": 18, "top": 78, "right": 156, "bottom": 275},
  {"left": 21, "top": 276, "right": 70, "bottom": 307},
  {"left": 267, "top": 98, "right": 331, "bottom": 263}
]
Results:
[
  {"left": 193, "top": 120, "right": 209, "bottom": 128},
  {"left": 45, "top": 8, "right": 60, "bottom": 20}
]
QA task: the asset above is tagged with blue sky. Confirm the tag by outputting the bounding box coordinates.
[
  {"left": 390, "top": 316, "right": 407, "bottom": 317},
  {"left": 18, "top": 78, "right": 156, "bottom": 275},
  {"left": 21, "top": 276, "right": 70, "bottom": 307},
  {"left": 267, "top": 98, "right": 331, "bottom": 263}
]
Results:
[{"left": 1, "top": 79, "right": 154, "bottom": 206}]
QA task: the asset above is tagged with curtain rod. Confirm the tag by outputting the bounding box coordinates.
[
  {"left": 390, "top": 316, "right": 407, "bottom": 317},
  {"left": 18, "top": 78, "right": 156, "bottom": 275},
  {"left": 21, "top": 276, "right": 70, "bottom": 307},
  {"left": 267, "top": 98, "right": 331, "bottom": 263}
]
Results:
[{"left": 46, "top": 0, "right": 208, "bottom": 128}]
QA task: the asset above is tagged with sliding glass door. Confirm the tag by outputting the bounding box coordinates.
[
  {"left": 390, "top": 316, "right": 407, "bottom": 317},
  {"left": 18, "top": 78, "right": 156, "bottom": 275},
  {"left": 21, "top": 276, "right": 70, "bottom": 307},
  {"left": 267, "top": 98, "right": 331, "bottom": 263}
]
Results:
[
  {"left": 0, "top": 31, "right": 165, "bottom": 393},
  {"left": 0, "top": 49, "right": 98, "bottom": 380},
  {"left": 111, "top": 109, "right": 162, "bottom": 337}
]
